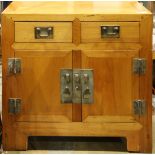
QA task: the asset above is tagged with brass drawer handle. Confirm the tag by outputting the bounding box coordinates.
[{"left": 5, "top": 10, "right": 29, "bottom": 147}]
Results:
[
  {"left": 35, "top": 27, "right": 53, "bottom": 39},
  {"left": 101, "top": 26, "right": 120, "bottom": 38}
]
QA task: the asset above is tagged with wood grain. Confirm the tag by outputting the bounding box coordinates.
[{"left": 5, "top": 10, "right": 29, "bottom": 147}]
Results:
[
  {"left": 15, "top": 131, "right": 27, "bottom": 151},
  {"left": 4, "top": 2, "right": 149, "bottom": 14},
  {"left": 81, "top": 22, "right": 139, "bottom": 43},
  {"left": 81, "top": 50, "right": 139, "bottom": 122},
  {"left": 83, "top": 116, "right": 137, "bottom": 123},
  {"left": 72, "top": 18, "right": 81, "bottom": 46},
  {"left": 14, "top": 121, "right": 142, "bottom": 151},
  {"left": 12, "top": 43, "right": 141, "bottom": 51},
  {"left": 72, "top": 50, "right": 82, "bottom": 122},
  {"left": 14, "top": 50, "right": 73, "bottom": 123},
  {"left": 139, "top": 14, "right": 152, "bottom": 153},
  {"left": 15, "top": 22, "right": 72, "bottom": 43},
  {"left": 2, "top": 2, "right": 151, "bottom": 22},
  {"left": 15, "top": 122, "right": 142, "bottom": 135},
  {"left": 14, "top": 120, "right": 142, "bottom": 151},
  {"left": 2, "top": 15, "right": 16, "bottom": 150}
]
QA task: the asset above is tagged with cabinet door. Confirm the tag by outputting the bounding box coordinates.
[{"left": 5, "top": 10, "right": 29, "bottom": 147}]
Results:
[
  {"left": 14, "top": 50, "right": 72, "bottom": 122},
  {"left": 82, "top": 50, "right": 139, "bottom": 123}
]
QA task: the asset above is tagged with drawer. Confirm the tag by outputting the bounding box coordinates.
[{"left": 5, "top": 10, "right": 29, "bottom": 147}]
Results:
[
  {"left": 15, "top": 22, "right": 72, "bottom": 42},
  {"left": 81, "top": 22, "right": 139, "bottom": 43}
]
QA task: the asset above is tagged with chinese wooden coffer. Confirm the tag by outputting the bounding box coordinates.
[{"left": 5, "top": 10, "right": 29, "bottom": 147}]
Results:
[{"left": 2, "top": 2, "right": 152, "bottom": 152}]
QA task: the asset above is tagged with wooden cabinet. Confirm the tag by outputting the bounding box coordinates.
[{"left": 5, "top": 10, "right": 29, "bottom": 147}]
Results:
[{"left": 2, "top": 2, "right": 152, "bottom": 152}]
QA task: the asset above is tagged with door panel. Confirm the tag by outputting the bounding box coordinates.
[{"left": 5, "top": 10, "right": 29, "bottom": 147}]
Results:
[
  {"left": 81, "top": 50, "right": 139, "bottom": 123},
  {"left": 14, "top": 50, "right": 72, "bottom": 122}
]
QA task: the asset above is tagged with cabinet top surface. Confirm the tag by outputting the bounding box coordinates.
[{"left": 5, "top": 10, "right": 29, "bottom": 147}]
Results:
[{"left": 3, "top": 1, "right": 151, "bottom": 15}]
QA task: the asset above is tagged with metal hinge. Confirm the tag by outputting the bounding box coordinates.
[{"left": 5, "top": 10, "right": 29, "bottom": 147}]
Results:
[
  {"left": 8, "top": 98, "right": 21, "bottom": 114},
  {"left": 133, "top": 58, "right": 146, "bottom": 75},
  {"left": 8, "top": 58, "right": 21, "bottom": 74},
  {"left": 133, "top": 100, "right": 146, "bottom": 116}
]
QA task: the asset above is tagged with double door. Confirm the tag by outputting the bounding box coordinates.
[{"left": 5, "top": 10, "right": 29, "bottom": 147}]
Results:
[{"left": 12, "top": 49, "right": 139, "bottom": 123}]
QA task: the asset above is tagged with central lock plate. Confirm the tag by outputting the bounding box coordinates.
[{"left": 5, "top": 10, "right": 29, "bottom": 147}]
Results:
[{"left": 60, "top": 69, "right": 93, "bottom": 104}]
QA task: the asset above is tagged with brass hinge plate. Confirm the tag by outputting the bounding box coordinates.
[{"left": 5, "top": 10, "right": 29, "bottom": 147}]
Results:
[
  {"left": 133, "top": 58, "right": 146, "bottom": 75},
  {"left": 8, "top": 98, "right": 21, "bottom": 114},
  {"left": 8, "top": 58, "right": 21, "bottom": 75},
  {"left": 133, "top": 100, "right": 146, "bottom": 116}
]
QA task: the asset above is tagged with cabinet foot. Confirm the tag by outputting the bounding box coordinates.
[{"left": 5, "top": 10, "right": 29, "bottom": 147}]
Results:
[
  {"left": 15, "top": 132, "right": 27, "bottom": 151},
  {"left": 126, "top": 134, "right": 140, "bottom": 152},
  {"left": 2, "top": 131, "right": 16, "bottom": 151}
]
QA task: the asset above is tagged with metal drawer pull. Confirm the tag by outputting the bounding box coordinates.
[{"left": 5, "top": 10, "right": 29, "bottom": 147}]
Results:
[
  {"left": 35, "top": 27, "right": 53, "bottom": 39},
  {"left": 101, "top": 26, "right": 120, "bottom": 38}
]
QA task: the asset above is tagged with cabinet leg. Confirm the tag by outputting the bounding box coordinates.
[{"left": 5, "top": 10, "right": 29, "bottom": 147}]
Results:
[
  {"left": 2, "top": 127, "right": 27, "bottom": 151},
  {"left": 139, "top": 131, "right": 152, "bottom": 153},
  {"left": 15, "top": 132, "right": 27, "bottom": 151},
  {"left": 2, "top": 130, "right": 16, "bottom": 151},
  {"left": 126, "top": 134, "right": 140, "bottom": 152}
]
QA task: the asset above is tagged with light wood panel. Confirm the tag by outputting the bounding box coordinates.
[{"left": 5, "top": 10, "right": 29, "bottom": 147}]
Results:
[
  {"left": 3, "top": 2, "right": 150, "bottom": 15},
  {"left": 15, "top": 22, "right": 72, "bottom": 43},
  {"left": 12, "top": 43, "right": 141, "bottom": 51},
  {"left": 15, "top": 122, "right": 142, "bottom": 151},
  {"left": 83, "top": 116, "right": 137, "bottom": 123},
  {"left": 4, "top": 14, "right": 143, "bottom": 22},
  {"left": 14, "top": 50, "right": 73, "bottom": 122},
  {"left": 2, "top": 15, "right": 16, "bottom": 150},
  {"left": 2, "top": 2, "right": 150, "bottom": 22},
  {"left": 72, "top": 18, "right": 81, "bottom": 46},
  {"left": 81, "top": 50, "right": 139, "bottom": 122},
  {"left": 16, "top": 122, "right": 142, "bottom": 136},
  {"left": 139, "top": 14, "right": 152, "bottom": 153},
  {"left": 81, "top": 22, "right": 139, "bottom": 43}
]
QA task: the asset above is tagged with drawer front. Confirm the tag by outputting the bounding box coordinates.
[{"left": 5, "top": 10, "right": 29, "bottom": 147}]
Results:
[
  {"left": 15, "top": 22, "right": 72, "bottom": 42},
  {"left": 81, "top": 22, "right": 139, "bottom": 43}
]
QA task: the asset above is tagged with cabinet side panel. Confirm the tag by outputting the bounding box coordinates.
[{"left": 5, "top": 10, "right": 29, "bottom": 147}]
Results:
[
  {"left": 139, "top": 14, "right": 152, "bottom": 153},
  {"left": 2, "top": 15, "right": 16, "bottom": 150}
]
